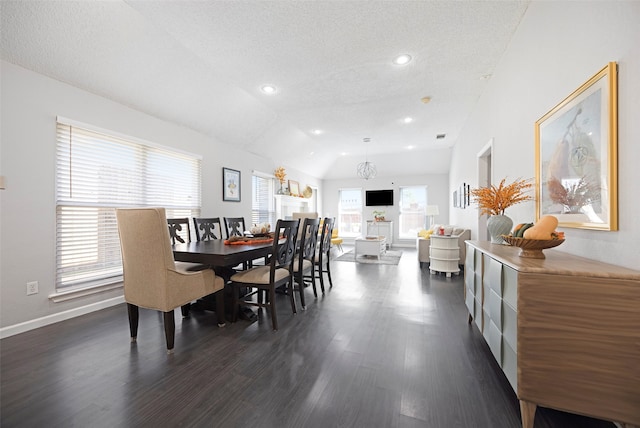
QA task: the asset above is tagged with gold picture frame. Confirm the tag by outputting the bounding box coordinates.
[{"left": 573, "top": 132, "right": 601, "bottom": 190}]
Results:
[
  {"left": 535, "top": 62, "right": 618, "bottom": 230},
  {"left": 288, "top": 180, "right": 300, "bottom": 196}
]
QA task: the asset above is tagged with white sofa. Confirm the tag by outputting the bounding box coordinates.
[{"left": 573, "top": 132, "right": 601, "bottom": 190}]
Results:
[{"left": 417, "top": 226, "right": 471, "bottom": 268}]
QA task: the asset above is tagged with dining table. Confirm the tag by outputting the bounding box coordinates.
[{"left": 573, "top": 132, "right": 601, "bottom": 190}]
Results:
[
  {"left": 172, "top": 238, "right": 275, "bottom": 321},
  {"left": 172, "top": 238, "right": 273, "bottom": 268}
]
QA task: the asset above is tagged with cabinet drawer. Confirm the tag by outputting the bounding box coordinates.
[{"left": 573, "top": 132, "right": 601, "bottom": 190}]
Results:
[
  {"left": 487, "top": 320, "right": 502, "bottom": 364},
  {"left": 487, "top": 289, "right": 502, "bottom": 325},
  {"left": 475, "top": 298, "right": 483, "bottom": 332},
  {"left": 503, "top": 266, "right": 518, "bottom": 310},
  {"left": 502, "top": 342, "right": 518, "bottom": 392},
  {"left": 465, "top": 245, "right": 475, "bottom": 267},
  {"left": 503, "top": 304, "right": 517, "bottom": 352},
  {"left": 488, "top": 258, "right": 503, "bottom": 295},
  {"left": 465, "top": 289, "right": 475, "bottom": 315}
]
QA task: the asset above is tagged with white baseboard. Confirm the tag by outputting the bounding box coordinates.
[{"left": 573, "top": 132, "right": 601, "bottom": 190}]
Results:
[{"left": 0, "top": 296, "right": 125, "bottom": 339}]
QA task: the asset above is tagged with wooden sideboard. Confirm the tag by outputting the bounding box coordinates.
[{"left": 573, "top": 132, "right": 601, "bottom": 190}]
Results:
[{"left": 464, "top": 241, "right": 640, "bottom": 428}]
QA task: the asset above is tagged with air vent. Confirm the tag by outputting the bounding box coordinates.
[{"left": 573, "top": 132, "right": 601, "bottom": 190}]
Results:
[{"left": 436, "top": 133, "right": 446, "bottom": 139}]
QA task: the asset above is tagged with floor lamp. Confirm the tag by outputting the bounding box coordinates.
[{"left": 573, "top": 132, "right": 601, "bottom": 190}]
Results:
[{"left": 426, "top": 205, "right": 439, "bottom": 228}]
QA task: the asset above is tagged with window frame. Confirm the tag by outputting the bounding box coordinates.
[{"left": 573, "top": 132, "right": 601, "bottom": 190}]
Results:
[{"left": 55, "top": 117, "right": 202, "bottom": 293}]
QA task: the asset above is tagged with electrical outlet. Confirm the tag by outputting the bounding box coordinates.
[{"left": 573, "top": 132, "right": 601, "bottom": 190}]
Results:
[{"left": 26, "top": 281, "right": 39, "bottom": 295}]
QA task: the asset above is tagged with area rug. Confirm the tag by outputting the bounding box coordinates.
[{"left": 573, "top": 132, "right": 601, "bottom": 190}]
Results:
[{"left": 335, "top": 250, "right": 403, "bottom": 265}]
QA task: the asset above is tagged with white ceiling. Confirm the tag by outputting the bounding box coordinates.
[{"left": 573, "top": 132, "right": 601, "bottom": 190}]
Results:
[{"left": 1, "top": 0, "right": 529, "bottom": 179}]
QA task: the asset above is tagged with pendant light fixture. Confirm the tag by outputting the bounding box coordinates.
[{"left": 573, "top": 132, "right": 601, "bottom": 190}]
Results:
[{"left": 357, "top": 137, "right": 377, "bottom": 180}]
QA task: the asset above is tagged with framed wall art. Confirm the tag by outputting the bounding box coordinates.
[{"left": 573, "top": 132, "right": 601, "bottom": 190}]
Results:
[
  {"left": 222, "top": 167, "right": 241, "bottom": 202},
  {"left": 288, "top": 180, "right": 300, "bottom": 196},
  {"left": 535, "top": 62, "right": 618, "bottom": 230}
]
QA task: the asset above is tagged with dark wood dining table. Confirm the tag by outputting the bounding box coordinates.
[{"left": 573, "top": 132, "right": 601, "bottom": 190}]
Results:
[
  {"left": 172, "top": 239, "right": 273, "bottom": 269},
  {"left": 172, "top": 239, "right": 274, "bottom": 321}
]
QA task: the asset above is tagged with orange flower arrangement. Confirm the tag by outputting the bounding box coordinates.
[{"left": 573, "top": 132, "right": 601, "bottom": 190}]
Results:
[
  {"left": 471, "top": 177, "right": 533, "bottom": 216},
  {"left": 274, "top": 166, "right": 287, "bottom": 184}
]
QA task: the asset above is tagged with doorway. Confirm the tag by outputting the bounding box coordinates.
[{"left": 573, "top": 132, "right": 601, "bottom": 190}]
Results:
[{"left": 477, "top": 139, "right": 493, "bottom": 241}]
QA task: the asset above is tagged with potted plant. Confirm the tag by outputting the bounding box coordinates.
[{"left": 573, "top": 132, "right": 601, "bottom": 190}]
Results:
[
  {"left": 471, "top": 177, "right": 533, "bottom": 243},
  {"left": 372, "top": 210, "right": 385, "bottom": 221}
]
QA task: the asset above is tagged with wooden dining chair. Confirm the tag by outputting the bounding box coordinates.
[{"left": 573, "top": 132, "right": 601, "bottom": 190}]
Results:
[
  {"left": 167, "top": 217, "right": 191, "bottom": 244},
  {"left": 313, "top": 217, "right": 334, "bottom": 294},
  {"left": 116, "top": 208, "right": 226, "bottom": 353},
  {"left": 193, "top": 217, "right": 223, "bottom": 241},
  {"left": 230, "top": 219, "right": 299, "bottom": 330},
  {"left": 293, "top": 217, "right": 320, "bottom": 310},
  {"left": 223, "top": 217, "right": 246, "bottom": 239}
]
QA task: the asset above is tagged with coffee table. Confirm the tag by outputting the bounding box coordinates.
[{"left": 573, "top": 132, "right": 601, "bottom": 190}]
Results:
[{"left": 355, "top": 236, "right": 386, "bottom": 259}]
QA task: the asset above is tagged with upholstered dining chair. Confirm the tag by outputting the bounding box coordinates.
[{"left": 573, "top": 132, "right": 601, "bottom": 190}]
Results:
[
  {"left": 167, "top": 217, "right": 191, "bottom": 244},
  {"left": 116, "top": 207, "right": 225, "bottom": 353},
  {"left": 193, "top": 217, "right": 223, "bottom": 241},
  {"left": 314, "top": 217, "right": 334, "bottom": 294},
  {"left": 230, "top": 219, "right": 299, "bottom": 330},
  {"left": 293, "top": 217, "right": 320, "bottom": 310}
]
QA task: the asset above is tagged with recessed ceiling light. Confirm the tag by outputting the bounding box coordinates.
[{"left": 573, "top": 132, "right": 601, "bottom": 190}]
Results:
[
  {"left": 393, "top": 54, "right": 412, "bottom": 65},
  {"left": 312, "top": 129, "right": 323, "bottom": 135},
  {"left": 341, "top": 152, "right": 348, "bottom": 156},
  {"left": 261, "top": 85, "right": 277, "bottom": 94},
  {"left": 407, "top": 145, "right": 415, "bottom": 150},
  {"left": 403, "top": 117, "right": 413, "bottom": 124}
]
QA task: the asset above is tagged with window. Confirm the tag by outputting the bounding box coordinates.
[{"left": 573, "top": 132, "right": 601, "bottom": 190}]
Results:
[
  {"left": 399, "top": 186, "right": 428, "bottom": 238},
  {"left": 251, "top": 173, "right": 275, "bottom": 227},
  {"left": 338, "top": 188, "right": 363, "bottom": 237},
  {"left": 55, "top": 119, "right": 201, "bottom": 291}
]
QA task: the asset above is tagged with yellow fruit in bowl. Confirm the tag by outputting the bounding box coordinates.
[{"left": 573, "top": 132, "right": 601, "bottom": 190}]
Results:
[{"left": 523, "top": 215, "right": 558, "bottom": 240}]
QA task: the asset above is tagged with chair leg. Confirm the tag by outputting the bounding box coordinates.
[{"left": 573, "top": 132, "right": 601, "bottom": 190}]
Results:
[
  {"left": 215, "top": 290, "right": 226, "bottom": 327},
  {"left": 309, "top": 266, "right": 317, "bottom": 299},
  {"left": 289, "top": 280, "right": 298, "bottom": 314},
  {"left": 296, "top": 273, "right": 306, "bottom": 310},
  {"left": 232, "top": 283, "right": 240, "bottom": 322},
  {"left": 163, "top": 310, "right": 175, "bottom": 353},
  {"left": 318, "top": 263, "right": 326, "bottom": 294},
  {"left": 269, "top": 287, "right": 278, "bottom": 331},
  {"left": 326, "top": 258, "right": 334, "bottom": 289},
  {"left": 127, "top": 303, "right": 139, "bottom": 342},
  {"left": 181, "top": 302, "right": 191, "bottom": 318}
]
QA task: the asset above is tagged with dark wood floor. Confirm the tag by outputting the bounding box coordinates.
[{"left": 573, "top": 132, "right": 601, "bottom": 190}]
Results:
[{"left": 1, "top": 247, "right": 616, "bottom": 428}]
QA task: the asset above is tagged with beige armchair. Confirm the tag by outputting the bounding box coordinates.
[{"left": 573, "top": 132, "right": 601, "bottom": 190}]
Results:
[{"left": 116, "top": 207, "right": 225, "bottom": 353}]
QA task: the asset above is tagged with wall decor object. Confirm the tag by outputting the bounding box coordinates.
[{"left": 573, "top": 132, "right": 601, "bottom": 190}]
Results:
[
  {"left": 535, "top": 62, "right": 618, "bottom": 230},
  {"left": 222, "top": 167, "right": 241, "bottom": 202},
  {"left": 288, "top": 180, "right": 300, "bottom": 197}
]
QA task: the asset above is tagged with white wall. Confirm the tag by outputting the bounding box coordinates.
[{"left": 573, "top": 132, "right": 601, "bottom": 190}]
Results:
[
  {"left": 449, "top": 1, "right": 640, "bottom": 270},
  {"left": 322, "top": 173, "right": 449, "bottom": 247},
  {"left": 0, "top": 61, "right": 320, "bottom": 332}
]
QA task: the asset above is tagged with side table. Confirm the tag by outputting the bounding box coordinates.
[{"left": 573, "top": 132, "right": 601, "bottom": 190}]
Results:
[{"left": 429, "top": 235, "right": 460, "bottom": 277}]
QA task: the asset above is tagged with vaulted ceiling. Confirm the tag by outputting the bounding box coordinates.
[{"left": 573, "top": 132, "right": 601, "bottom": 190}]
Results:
[{"left": 1, "top": 1, "right": 529, "bottom": 179}]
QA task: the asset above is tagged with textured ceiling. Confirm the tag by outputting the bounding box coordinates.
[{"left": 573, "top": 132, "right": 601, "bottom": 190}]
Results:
[{"left": 1, "top": 0, "right": 529, "bottom": 179}]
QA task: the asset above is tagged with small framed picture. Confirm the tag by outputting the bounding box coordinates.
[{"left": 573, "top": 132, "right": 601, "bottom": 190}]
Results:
[
  {"left": 288, "top": 180, "right": 300, "bottom": 196},
  {"left": 222, "top": 167, "right": 241, "bottom": 202}
]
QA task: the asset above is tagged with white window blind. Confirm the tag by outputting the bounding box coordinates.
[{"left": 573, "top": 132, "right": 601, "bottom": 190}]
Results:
[
  {"left": 55, "top": 120, "right": 201, "bottom": 290},
  {"left": 251, "top": 174, "right": 275, "bottom": 227}
]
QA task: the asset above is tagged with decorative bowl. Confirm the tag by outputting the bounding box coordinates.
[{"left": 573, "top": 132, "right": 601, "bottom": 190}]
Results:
[{"left": 501, "top": 235, "right": 565, "bottom": 259}]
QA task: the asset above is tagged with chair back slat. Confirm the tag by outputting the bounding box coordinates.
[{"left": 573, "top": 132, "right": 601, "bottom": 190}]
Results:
[
  {"left": 193, "top": 217, "right": 222, "bottom": 241},
  {"left": 224, "top": 217, "right": 246, "bottom": 239},
  {"left": 167, "top": 218, "right": 191, "bottom": 244},
  {"left": 300, "top": 218, "right": 320, "bottom": 262},
  {"left": 271, "top": 219, "right": 299, "bottom": 272}
]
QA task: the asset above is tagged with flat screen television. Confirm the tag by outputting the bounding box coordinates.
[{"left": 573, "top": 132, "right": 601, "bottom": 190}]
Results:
[{"left": 365, "top": 189, "right": 394, "bottom": 206}]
